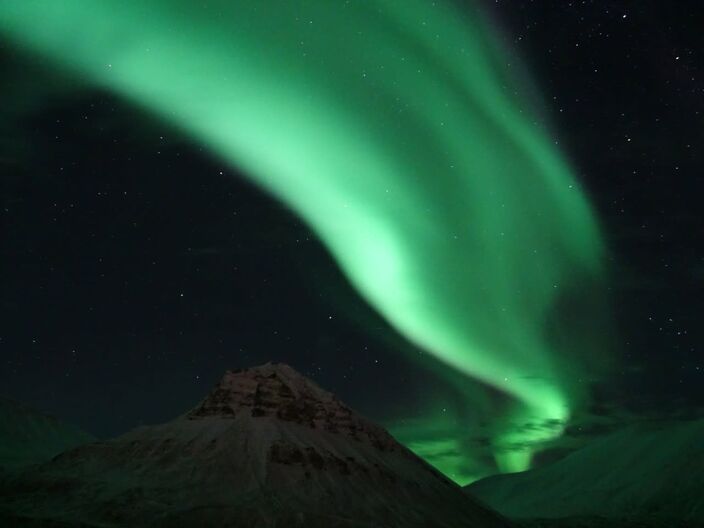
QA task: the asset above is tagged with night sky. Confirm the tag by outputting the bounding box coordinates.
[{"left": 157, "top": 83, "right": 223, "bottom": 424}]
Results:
[{"left": 1, "top": 1, "right": 703, "bottom": 484}]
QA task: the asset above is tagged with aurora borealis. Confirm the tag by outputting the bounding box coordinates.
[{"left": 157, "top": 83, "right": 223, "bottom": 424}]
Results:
[{"left": 0, "top": 1, "right": 607, "bottom": 483}]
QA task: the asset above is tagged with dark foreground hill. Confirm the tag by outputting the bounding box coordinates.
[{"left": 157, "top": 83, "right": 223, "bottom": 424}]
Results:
[
  {"left": 0, "top": 363, "right": 511, "bottom": 527},
  {"left": 467, "top": 418, "right": 704, "bottom": 528},
  {"left": 0, "top": 397, "right": 93, "bottom": 471}
]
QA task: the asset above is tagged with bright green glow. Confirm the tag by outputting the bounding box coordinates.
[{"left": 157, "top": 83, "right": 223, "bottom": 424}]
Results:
[{"left": 0, "top": 1, "right": 604, "bottom": 482}]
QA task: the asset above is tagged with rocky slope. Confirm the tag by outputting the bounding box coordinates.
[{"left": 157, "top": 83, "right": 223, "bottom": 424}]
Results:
[
  {"left": 0, "top": 397, "right": 93, "bottom": 471},
  {"left": 0, "top": 363, "right": 512, "bottom": 527},
  {"left": 467, "top": 418, "right": 704, "bottom": 526}
]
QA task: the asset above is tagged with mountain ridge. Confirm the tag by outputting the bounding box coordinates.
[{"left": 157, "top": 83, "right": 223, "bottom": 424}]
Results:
[
  {"left": 0, "top": 362, "right": 512, "bottom": 527},
  {"left": 0, "top": 396, "right": 94, "bottom": 471},
  {"left": 467, "top": 418, "right": 704, "bottom": 526}
]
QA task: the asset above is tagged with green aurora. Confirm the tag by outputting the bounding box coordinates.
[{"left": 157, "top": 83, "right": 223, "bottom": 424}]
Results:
[{"left": 0, "top": 0, "right": 606, "bottom": 483}]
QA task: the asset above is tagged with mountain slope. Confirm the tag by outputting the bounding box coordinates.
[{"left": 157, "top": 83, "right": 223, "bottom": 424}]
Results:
[
  {"left": 0, "top": 363, "right": 511, "bottom": 527},
  {"left": 467, "top": 418, "right": 704, "bottom": 525},
  {"left": 0, "top": 397, "right": 93, "bottom": 471}
]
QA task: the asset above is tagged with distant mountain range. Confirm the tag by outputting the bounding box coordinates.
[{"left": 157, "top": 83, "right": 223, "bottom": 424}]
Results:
[
  {"left": 467, "top": 418, "right": 704, "bottom": 527},
  {"left": 4, "top": 365, "right": 701, "bottom": 527},
  {"left": 0, "top": 397, "right": 93, "bottom": 471},
  {"left": 0, "top": 363, "right": 511, "bottom": 527}
]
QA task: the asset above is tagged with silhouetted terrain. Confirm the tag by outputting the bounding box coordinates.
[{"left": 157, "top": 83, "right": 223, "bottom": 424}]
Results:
[
  {"left": 0, "top": 397, "right": 93, "bottom": 471},
  {"left": 0, "top": 363, "right": 511, "bottom": 527},
  {"left": 467, "top": 419, "right": 704, "bottom": 528}
]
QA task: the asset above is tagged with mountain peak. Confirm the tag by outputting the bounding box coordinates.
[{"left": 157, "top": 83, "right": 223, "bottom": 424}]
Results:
[
  {"left": 187, "top": 363, "right": 396, "bottom": 449},
  {"left": 230, "top": 361, "right": 332, "bottom": 399},
  {"left": 1, "top": 365, "right": 511, "bottom": 527},
  {"left": 189, "top": 362, "right": 333, "bottom": 417}
]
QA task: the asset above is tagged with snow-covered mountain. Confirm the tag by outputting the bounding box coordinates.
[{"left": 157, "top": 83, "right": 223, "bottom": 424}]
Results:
[
  {"left": 467, "top": 418, "right": 704, "bottom": 526},
  {"left": 0, "top": 363, "right": 512, "bottom": 527},
  {"left": 0, "top": 397, "right": 93, "bottom": 470}
]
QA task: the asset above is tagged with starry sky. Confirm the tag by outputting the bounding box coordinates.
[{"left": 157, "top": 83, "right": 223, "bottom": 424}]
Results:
[{"left": 1, "top": 1, "right": 703, "bottom": 484}]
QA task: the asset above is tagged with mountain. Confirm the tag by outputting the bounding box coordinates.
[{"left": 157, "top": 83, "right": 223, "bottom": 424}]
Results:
[
  {"left": 0, "top": 397, "right": 93, "bottom": 471},
  {"left": 0, "top": 363, "right": 512, "bottom": 527},
  {"left": 466, "top": 418, "right": 704, "bottom": 527}
]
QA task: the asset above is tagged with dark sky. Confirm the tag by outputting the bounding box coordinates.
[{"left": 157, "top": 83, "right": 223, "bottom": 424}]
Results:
[{"left": 1, "top": 0, "right": 703, "bottom": 452}]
